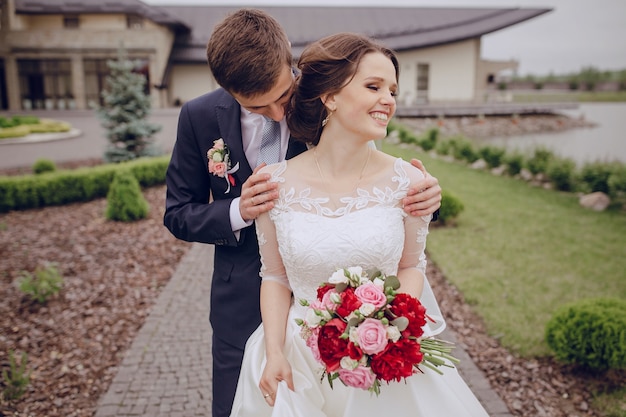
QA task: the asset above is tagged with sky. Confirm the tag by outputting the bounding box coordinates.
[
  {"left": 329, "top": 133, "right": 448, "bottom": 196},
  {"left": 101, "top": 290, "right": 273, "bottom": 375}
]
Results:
[{"left": 143, "top": 0, "right": 626, "bottom": 76}]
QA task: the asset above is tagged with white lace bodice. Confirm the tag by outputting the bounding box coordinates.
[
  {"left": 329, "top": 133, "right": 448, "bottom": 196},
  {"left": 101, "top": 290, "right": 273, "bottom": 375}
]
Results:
[{"left": 256, "top": 157, "right": 431, "bottom": 304}]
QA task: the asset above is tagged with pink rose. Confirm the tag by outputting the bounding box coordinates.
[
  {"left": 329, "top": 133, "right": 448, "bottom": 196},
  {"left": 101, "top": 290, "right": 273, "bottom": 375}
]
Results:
[
  {"left": 306, "top": 327, "right": 321, "bottom": 363},
  {"left": 356, "top": 318, "right": 388, "bottom": 355},
  {"left": 354, "top": 282, "right": 386, "bottom": 309},
  {"left": 210, "top": 161, "right": 227, "bottom": 177},
  {"left": 213, "top": 138, "right": 225, "bottom": 150},
  {"left": 338, "top": 365, "right": 376, "bottom": 390},
  {"left": 320, "top": 288, "right": 339, "bottom": 312}
]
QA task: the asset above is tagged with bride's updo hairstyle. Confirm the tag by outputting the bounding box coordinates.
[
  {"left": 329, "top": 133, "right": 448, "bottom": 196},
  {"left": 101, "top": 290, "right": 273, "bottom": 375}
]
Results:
[{"left": 287, "top": 32, "right": 399, "bottom": 145}]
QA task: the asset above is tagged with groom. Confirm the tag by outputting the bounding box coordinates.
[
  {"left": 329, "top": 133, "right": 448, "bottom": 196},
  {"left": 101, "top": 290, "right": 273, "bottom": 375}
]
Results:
[{"left": 163, "top": 8, "right": 442, "bottom": 417}]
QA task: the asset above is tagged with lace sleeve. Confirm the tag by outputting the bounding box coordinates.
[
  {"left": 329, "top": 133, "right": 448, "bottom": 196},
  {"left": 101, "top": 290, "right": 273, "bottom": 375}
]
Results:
[
  {"left": 398, "top": 163, "right": 431, "bottom": 274},
  {"left": 398, "top": 162, "right": 446, "bottom": 336},
  {"left": 255, "top": 167, "right": 291, "bottom": 291}
]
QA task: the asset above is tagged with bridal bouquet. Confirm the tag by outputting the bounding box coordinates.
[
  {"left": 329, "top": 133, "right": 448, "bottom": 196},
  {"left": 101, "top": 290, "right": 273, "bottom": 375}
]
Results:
[{"left": 296, "top": 266, "right": 459, "bottom": 395}]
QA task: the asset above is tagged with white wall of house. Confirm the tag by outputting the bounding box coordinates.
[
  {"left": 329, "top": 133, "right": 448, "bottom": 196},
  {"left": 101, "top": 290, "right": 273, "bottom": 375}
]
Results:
[
  {"left": 397, "top": 38, "right": 480, "bottom": 104},
  {"left": 4, "top": 13, "right": 176, "bottom": 109},
  {"left": 169, "top": 64, "right": 217, "bottom": 105}
]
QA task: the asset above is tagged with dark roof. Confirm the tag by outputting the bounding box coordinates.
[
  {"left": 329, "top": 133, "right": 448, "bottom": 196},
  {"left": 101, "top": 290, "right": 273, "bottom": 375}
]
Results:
[
  {"left": 15, "top": 0, "right": 190, "bottom": 33},
  {"left": 160, "top": 6, "right": 551, "bottom": 63},
  {"left": 13, "top": 2, "right": 551, "bottom": 64}
]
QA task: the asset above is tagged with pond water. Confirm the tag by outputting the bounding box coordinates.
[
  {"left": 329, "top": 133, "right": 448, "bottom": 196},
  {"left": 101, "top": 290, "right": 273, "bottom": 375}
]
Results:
[{"left": 475, "top": 102, "right": 626, "bottom": 166}]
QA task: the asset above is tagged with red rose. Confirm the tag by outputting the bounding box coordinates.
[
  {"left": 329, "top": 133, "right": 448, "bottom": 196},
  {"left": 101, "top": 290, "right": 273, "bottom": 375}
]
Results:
[
  {"left": 318, "top": 318, "right": 349, "bottom": 371},
  {"left": 317, "top": 283, "right": 335, "bottom": 301},
  {"left": 348, "top": 341, "right": 363, "bottom": 361},
  {"left": 370, "top": 338, "right": 423, "bottom": 383},
  {"left": 388, "top": 293, "right": 426, "bottom": 338},
  {"left": 335, "top": 288, "right": 362, "bottom": 318}
]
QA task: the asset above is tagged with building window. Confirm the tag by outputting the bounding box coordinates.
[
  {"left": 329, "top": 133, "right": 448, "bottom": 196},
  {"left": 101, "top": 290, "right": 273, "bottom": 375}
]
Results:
[
  {"left": 84, "top": 59, "right": 110, "bottom": 109},
  {"left": 84, "top": 57, "right": 150, "bottom": 108},
  {"left": 416, "top": 63, "right": 430, "bottom": 103},
  {"left": 127, "top": 15, "right": 144, "bottom": 29},
  {"left": 18, "top": 59, "right": 73, "bottom": 110},
  {"left": 63, "top": 16, "right": 79, "bottom": 29}
]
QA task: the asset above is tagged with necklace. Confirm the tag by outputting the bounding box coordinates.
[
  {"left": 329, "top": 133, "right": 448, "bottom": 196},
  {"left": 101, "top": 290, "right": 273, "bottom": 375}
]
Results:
[{"left": 313, "top": 147, "right": 371, "bottom": 196}]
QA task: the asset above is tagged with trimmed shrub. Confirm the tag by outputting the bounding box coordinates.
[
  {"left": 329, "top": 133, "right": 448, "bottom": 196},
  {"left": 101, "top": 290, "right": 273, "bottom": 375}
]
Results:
[
  {"left": 526, "top": 148, "right": 555, "bottom": 175},
  {"left": 105, "top": 170, "right": 149, "bottom": 222},
  {"left": 32, "top": 159, "right": 57, "bottom": 175},
  {"left": 503, "top": 152, "right": 525, "bottom": 176},
  {"left": 386, "top": 119, "right": 400, "bottom": 135},
  {"left": 450, "top": 138, "right": 478, "bottom": 163},
  {"left": 12, "top": 115, "right": 40, "bottom": 125},
  {"left": 0, "top": 156, "right": 169, "bottom": 213},
  {"left": 397, "top": 126, "right": 418, "bottom": 145},
  {"left": 546, "top": 157, "right": 577, "bottom": 191},
  {"left": 437, "top": 190, "right": 464, "bottom": 225},
  {"left": 478, "top": 145, "right": 506, "bottom": 169},
  {"left": 435, "top": 139, "right": 453, "bottom": 156},
  {"left": 608, "top": 165, "right": 626, "bottom": 197},
  {"left": 419, "top": 128, "right": 439, "bottom": 151},
  {"left": 580, "top": 161, "right": 618, "bottom": 194},
  {"left": 545, "top": 298, "right": 626, "bottom": 371}
]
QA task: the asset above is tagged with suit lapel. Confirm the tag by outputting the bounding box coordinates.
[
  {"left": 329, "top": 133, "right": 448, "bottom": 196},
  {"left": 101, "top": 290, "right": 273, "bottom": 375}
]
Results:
[{"left": 215, "top": 94, "right": 252, "bottom": 197}]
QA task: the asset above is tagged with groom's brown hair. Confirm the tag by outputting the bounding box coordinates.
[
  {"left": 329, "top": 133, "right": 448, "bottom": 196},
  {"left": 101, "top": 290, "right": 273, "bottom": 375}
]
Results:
[{"left": 206, "top": 9, "right": 293, "bottom": 97}]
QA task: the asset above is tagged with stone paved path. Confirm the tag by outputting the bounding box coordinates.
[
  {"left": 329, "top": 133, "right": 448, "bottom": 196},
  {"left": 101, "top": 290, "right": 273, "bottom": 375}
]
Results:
[
  {"left": 95, "top": 242, "right": 512, "bottom": 417},
  {"left": 95, "top": 243, "right": 213, "bottom": 417}
]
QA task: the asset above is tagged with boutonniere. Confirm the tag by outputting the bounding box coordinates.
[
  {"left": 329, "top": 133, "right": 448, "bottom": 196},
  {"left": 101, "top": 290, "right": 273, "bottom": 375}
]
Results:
[{"left": 207, "top": 138, "right": 239, "bottom": 193}]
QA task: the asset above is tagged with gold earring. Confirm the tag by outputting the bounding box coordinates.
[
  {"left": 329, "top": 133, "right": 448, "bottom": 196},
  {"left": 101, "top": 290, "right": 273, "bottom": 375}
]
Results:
[{"left": 322, "top": 108, "right": 335, "bottom": 127}]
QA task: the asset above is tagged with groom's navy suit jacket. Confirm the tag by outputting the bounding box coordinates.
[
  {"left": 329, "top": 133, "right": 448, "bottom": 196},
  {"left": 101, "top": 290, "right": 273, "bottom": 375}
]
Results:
[{"left": 164, "top": 88, "right": 307, "bottom": 349}]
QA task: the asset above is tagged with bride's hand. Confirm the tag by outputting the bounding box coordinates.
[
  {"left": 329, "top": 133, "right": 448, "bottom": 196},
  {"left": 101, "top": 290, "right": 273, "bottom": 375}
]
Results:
[{"left": 259, "top": 353, "right": 294, "bottom": 407}]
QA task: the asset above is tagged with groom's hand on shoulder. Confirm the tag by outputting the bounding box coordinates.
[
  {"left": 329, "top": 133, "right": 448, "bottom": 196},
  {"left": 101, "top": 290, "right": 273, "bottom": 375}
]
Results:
[
  {"left": 240, "top": 164, "right": 280, "bottom": 221},
  {"left": 403, "top": 159, "right": 442, "bottom": 217}
]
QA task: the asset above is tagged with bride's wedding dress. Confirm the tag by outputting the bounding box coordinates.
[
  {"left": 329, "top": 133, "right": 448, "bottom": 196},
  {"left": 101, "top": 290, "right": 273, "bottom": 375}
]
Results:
[{"left": 229, "top": 157, "right": 489, "bottom": 417}]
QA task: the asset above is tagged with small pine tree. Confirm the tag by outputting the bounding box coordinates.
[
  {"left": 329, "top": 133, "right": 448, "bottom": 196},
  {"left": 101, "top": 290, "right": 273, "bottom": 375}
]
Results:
[
  {"left": 98, "top": 46, "right": 161, "bottom": 163},
  {"left": 105, "top": 169, "right": 150, "bottom": 222}
]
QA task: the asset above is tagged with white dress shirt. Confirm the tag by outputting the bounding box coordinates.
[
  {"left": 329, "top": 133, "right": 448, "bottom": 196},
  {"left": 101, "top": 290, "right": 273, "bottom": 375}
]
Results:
[{"left": 229, "top": 107, "right": 289, "bottom": 234}]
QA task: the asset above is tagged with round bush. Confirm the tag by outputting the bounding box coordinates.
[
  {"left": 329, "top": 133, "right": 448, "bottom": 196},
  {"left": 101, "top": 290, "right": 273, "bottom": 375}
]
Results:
[
  {"left": 32, "top": 158, "right": 57, "bottom": 175},
  {"left": 579, "top": 161, "right": 616, "bottom": 194},
  {"left": 105, "top": 170, "right": 149, "bottom": 222},
  {"left": 419, "top": 128, "right": 439, "bottom": 151},
  {"left": 451, "top": 139, "right": 478, "bottom": 163},
  {"left": 608, "top": 165, "right": 626, "bottom": 197},
  {"left": 546, "top": 158, "right": 577, "bottom": 191},
  {"left": 437, "top": 190, "right": 464, "bottom": 225},
  {"left": 478, "top": 145, "right": 506, "bottom": 168},
  {"left": 504, "top": 152, "right": 524, "bottom": 176},
  {"left": 545, "top": 298, "right": 626, "bottom": 371}
]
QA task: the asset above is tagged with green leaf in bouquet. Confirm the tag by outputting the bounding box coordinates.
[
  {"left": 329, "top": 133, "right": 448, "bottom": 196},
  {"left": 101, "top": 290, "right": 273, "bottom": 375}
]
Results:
[
  {"left": 391, "top": 316, "right": 409, "bottom": 331},
  {"left": 383, "top": 274, "right": 400, "bottom": 291}
]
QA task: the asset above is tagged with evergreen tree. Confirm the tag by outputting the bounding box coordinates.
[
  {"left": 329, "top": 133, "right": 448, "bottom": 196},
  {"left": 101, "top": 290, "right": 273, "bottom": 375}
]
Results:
[{"left": 98, "top": 47, "right": 161, "bottom": 163}]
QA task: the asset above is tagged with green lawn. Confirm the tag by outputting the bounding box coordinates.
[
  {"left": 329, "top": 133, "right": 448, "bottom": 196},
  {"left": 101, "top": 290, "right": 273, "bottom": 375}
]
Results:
[{"left": 382, "top": 142, "right": 626, "bottom": 357}]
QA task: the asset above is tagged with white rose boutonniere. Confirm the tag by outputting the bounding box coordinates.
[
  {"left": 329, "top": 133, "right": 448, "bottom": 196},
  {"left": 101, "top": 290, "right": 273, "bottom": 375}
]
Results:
[{"left": 207, "top": 138, "right": 239, "bottom": 193}]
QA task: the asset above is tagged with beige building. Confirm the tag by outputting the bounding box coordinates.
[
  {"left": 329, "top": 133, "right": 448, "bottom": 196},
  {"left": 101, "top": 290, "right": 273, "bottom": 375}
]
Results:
[{"left": 0, "top": 0, "right": 550, "bottom": 111}]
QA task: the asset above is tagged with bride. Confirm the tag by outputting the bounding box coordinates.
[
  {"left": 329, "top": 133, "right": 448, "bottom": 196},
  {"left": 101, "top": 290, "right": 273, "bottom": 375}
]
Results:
[{"left": 229, "top": 32, "right": 489, "bottom": 417}]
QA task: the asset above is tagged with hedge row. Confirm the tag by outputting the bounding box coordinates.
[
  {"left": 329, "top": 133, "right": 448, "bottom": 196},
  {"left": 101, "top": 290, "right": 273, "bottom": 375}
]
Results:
[{"left": 0, "top": 156, "right": 170, "bottom": 213}]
